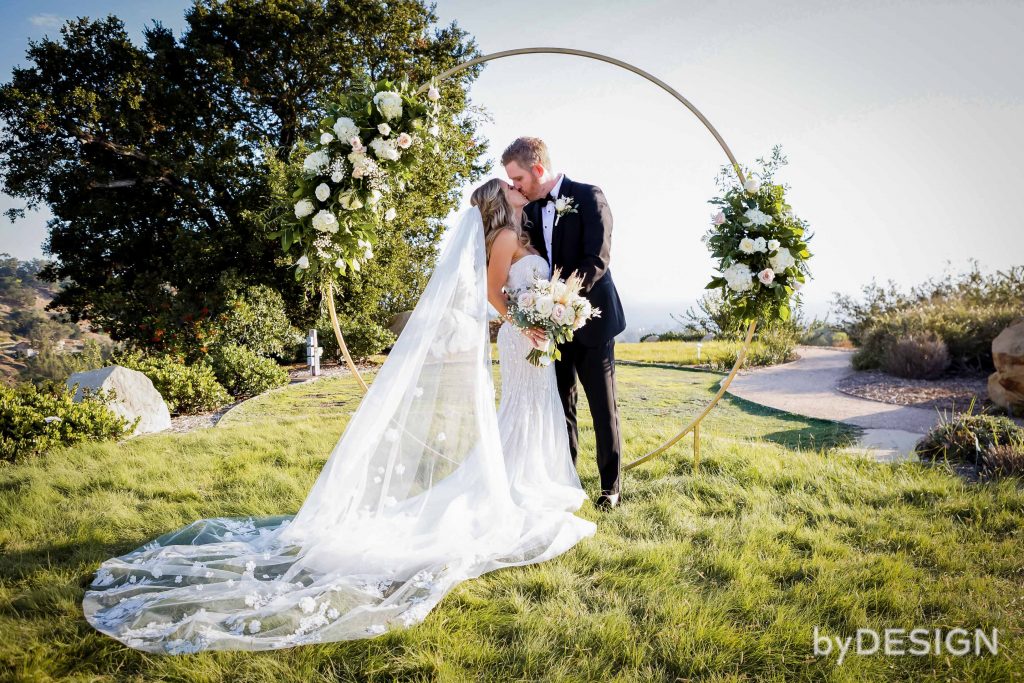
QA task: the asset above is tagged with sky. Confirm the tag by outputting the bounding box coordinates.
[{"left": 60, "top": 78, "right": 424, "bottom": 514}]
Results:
[{"left": 1, "top": 0, "right": 1022, "bottom": 334}]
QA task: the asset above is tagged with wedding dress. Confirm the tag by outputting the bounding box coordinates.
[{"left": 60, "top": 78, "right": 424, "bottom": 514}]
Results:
[{"left": 82, "top": 207, "right": 596, "bottom": 654}]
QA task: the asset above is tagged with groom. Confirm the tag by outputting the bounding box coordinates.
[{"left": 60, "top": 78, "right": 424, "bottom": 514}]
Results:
[{"left": 502, "top": 137, "right": 628, "bottom": 509}]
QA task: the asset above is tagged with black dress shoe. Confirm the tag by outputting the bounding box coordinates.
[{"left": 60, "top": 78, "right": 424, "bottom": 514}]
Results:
[{"left": 594, "top": 492, "right": 620, "bottom": 510}]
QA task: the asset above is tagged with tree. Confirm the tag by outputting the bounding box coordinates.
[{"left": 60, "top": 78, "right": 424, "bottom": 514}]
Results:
[{"left": 0, "top": 0, "right": 487, "bottom": 360}]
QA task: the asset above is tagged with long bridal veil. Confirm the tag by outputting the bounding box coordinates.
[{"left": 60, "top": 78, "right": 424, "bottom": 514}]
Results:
[{"left": 82, "top": 206, "right": 596, "bottom": 654}]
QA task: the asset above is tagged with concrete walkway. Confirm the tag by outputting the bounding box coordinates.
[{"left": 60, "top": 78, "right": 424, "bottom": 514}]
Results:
[{"left": 725, "top": 346, "right": 940, "bottom": 462}]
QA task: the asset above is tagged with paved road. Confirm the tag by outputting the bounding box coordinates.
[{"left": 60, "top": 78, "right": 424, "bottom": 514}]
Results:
[{"left": 725, "top": 346, "right": 940, "bottom": 462}]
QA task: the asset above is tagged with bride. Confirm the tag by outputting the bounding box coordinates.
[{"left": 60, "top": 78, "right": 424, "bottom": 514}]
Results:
[{"left": 82, "top": 179, "right": 597, "bottom": 654}]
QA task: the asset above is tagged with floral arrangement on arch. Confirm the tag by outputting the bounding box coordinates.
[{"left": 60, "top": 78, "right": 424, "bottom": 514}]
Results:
[
  {"left": 703, "top": 145, "right": 813, "bottom": 323},
  {"left": 267, "top": 77, "right": 443, "bottom": 291}
]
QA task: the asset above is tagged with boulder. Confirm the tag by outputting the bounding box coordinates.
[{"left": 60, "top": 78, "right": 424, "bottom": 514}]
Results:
[
  {"left": 988, "top": 317, "right": 1024, "bottom": 414},
  {"left": 66, "top": 365, "right": 172, "bottom": 436}
]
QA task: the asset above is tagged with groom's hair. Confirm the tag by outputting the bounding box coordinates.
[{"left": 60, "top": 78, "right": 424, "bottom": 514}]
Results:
[{"left": 501, "top": 137, "right": 551, "bottom": 172}]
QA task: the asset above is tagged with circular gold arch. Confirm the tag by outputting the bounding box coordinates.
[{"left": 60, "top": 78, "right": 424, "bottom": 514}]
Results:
[{"left": 326, "top": 47, "right": 759, "bottom": 471}]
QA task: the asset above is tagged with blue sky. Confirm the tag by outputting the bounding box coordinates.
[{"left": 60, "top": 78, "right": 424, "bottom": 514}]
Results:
[{"left": 2, "top": 1, "right": 1022, "bottom": 329}]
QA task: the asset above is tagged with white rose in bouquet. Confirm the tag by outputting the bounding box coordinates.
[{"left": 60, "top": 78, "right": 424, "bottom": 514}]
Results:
[
  {"left": 744, "top": 177, "right": 761, "bottom": 194},
  {"left": 559, "top": 303, "right": 577, "bottom": 327},
  {"left": 551, "top": 280, "right": 569, "bottom": 303},
  {"left": 396, "top": 132, "right": 413, "bottom": 149},
  {"left": 315, "top": 183, "right": 331, "bottom": 202},
  {"left": 320, "top": 132, "right": 334, "bottom": 145},
  {"left": 333, "top": 117, "right": 359, "bottom": 142},
  {"left": 534, "top": 295, "right": 554, "bottom": 317},
  {"left": 377, "top": 123, "right": 391, "bottom": 136},
  {"left": 752, "top": 236, "right": 767, "bottom": 253},
  {"left": 373, "top": 91, "right": 403, "bottom": 120},
  {"left": 767, "top": 239, "right": 781, "bottom": 252},
  {"left": 311, "top": 209, "right": 339, "bottom": 233},
  {"left": 296, "top": 255, "right": 310, "bottom": 269},
  {"left": 769, "top": 247, "right": 796, "bottom": 272},
  {"left": 739, "top": 237, "right": 756, "bottom": 254},
  {"left": 758, "top": 268, "right": 776, "bottom": 285},
  {"left": 517, "top": 291, "right": 536, "bottom": 309},
  {"left": 294, "top": 199, "right": 315, "bottom": 219},
  {"left": 550, "top": 303, "right": 566, "bottom": 323},
  {"left": 384, "top": 207, "right": 397, "bottom": 222},
  {"left": 427, "top": 85, "right": 440, "bottom": 102}
]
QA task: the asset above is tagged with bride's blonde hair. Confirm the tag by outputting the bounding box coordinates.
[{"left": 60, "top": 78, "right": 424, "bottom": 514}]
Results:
[{"left": 470, "top": 179, "right": 531, "bottom": 260}]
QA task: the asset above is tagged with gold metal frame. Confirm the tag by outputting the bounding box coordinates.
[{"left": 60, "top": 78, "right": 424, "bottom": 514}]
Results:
[{"left": 325, "top": 47, "right": 755, "bottom": 471}]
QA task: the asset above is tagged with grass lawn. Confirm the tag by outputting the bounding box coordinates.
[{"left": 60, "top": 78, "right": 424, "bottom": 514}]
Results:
[
  {"left": 1, "top": 362, "right": 1022, "bottom": 681},
  {"left": 615, "top": 340, "right": 770, "bottom": 368}
]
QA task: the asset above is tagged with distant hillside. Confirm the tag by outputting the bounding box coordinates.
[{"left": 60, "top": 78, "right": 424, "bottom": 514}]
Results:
[{"left": 0, "top": 253, "right": 113, "bottom": 386}]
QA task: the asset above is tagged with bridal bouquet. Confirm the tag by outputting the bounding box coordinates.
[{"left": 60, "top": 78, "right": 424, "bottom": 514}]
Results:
[{"left": 505, "top": 268, "right": 601, "bottom": 366}]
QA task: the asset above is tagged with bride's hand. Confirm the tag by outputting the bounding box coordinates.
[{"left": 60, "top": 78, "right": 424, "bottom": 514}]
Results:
[{"left": 522, "top": 326, "right": 548, "bottom": 348}]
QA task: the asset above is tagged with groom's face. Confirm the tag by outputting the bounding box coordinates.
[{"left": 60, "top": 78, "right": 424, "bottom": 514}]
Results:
[{"left": 504, "top": 160, "right": 545, "bottom": 202}]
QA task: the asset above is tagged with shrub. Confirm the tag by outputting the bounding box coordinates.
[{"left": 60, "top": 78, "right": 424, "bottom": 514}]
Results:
[
  {"left": 915, "top": 407, "right": 1024, "bottom": 464},
  {"left": 978, "top": 442, "right": 1024, "bottom": 480},
  {"left": 110, "top": 349, "right": 231, "bottom": 415},
  {"left": 208, "top": 343, "right": 289, "bottom": 399},
  {"left": 881, "top": 333, "right": 951, "bottom": 379},
  {"left": 314, "top": 314, "right": 396, "bottom": 361},
  {"left": 1, "top": 380, "right": 137, "bottom": 463},
  {"left": 218, "top": 279, "right": 304, "bottom": 360},
  {"left": 835, "top": 263, "right": 1024, "bottom": 372}
]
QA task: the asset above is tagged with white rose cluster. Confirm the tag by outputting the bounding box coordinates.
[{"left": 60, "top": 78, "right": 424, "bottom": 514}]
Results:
[
  {"left": 369, "top": 136, "right": 400, "bottom": 162},
  {"left": 723, "top": 263, "right": 754, "bottom": 292},
  {"left": 332, "top": 116, "right": 359, "bottom": 142},
  {"left": 303, "top": 149, "right": 330, "bottom": 175},
  {"left": 373, "top": 91, "right": 403, "bottom": 121},
  {"left": 769, "top": 247, "right": 796, "bottom": 272}
]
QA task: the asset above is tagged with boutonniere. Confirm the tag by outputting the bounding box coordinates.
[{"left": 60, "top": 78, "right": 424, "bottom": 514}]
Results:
[{"left": 553, "top": 196, "right": 578, "bottom": 226}]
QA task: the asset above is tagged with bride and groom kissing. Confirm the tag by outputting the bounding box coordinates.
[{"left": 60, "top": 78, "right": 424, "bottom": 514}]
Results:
[
  {"left": 82, "top": 136, "right": 628, "bottom": 654},
  {"left": 483, "top": 136, "right": 627, "bottom": 510}
]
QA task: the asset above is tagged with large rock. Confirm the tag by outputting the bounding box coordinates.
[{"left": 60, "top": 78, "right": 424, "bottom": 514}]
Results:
[
  {"left": 988, "top": 318, "right": 1024, "bottom": 414},
  {"left": 66, "top": 365, "right": 172, "bottom": 436}
]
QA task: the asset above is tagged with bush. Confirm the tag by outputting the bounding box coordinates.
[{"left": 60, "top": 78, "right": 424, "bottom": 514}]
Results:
[
  {"left": 110, "top": 349, "right": 231, "bottom": 415},
  {"left": 978, "top": 442, "right": 1024, "bottom": 480},
  {"left": 881, "top": 333, "right": 951, "bottom": 379},
  {"left": 1, "top": 380, "right": 138, "bottom": 463},
  {"left": 218, "top": 278, "right": 304, "bottom": 360},
  {"left": 835, "top": 263, "right": 1024, "bottom": 372},
  {"left": 915, "top": 407, "right": 1024, "bottom": 464},
  {"left": 313, "top": 314, "right": 396, "bottom": 361},
  {"left": 208, "top": 343, "right": 289, "bottom": 399}
]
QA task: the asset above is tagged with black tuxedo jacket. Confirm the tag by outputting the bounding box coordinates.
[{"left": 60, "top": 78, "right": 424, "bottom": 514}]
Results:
[{"left": 524, "top": 175, "right": 627, "bottom": 346}]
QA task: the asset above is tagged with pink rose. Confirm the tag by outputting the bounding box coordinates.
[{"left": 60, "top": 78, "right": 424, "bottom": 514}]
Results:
[
  {"left": 396, "top": 133, "right": 413, "bottom": 149},
  {"left": 712, "top": 211, "right": 726, "bottom": 225},
  {"left": 758, "top": 268, "right": 775, "bottom": 285}
]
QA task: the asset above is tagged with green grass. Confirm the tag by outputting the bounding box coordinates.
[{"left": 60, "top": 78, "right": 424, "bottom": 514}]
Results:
[
  {"left": 2, "top": 362, "right": 1023, "bottom": 681},
  {"left": 614, "top": 340, "right": 768, "bottom": 368}
]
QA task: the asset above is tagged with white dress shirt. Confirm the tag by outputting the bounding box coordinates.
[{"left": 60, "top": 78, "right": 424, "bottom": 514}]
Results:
[{"left": 541, "top": 173, "right": 565, "bottom": 269}]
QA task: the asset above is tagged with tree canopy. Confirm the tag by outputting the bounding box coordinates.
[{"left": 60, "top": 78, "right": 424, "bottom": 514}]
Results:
[{"left": 0, "top": 0, "right": 488, "bottom": 354}]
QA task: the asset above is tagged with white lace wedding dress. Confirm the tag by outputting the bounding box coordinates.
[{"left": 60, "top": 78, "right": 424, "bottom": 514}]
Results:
[
  {"left": 82, "top": 207, "right": 595, "bottom": 654},
  {"left": 497, "top": 253, "right": 589, "bottom": 513}
]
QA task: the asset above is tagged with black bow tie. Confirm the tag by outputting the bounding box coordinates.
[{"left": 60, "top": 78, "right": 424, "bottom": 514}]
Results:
[{"left": 541, "top": 193, "right": 556, "bottom": 205}]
